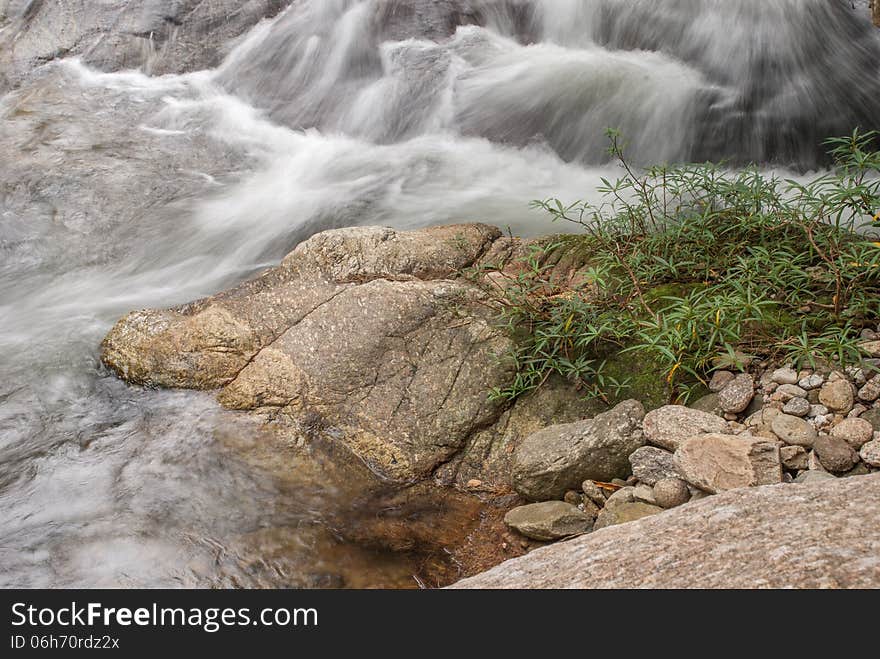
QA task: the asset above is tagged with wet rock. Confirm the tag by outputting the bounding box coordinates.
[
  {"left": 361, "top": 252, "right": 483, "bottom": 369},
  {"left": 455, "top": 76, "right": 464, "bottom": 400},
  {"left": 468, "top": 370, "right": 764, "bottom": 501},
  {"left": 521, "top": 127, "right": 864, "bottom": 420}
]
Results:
[
  {"left": 455, "top": 474, "right": 880, "bottom": 589},
  {"left": 718, "top": 374, "right": 755, "bottom": 414},
  {"left": 652, "top": 478, "right": 690, "bottom": 509},
  {"left": 859, "top": 440, "right": 880, "bottom": 467},
  {"left": 780, "top": 445, "right": 809, "bottom": 471},
  {"left": 813, "top": 435, "right": 860, "bottom": 473},
  {"left": 770, "top": 413, "right": 818, "bottom": 447},
  {"left": 628, "top": 446, "right": 680, "bottom": 486},
  {"left": 512, "top": 401, "right": 646, "bottom": 501},
  {"left": 642, "top": 405, "right": 728, "bottom": 451},
  {"left": 504, "top": 502, "right": 593, "bottom": 541},
  {"left": 782, "top": 397, "right": 810, "bottom": 417},
  {"left": 593, "top": 502, "right": 664, "bottom": 531},
  {"left": 819, "top": 380, "right": 855, "bottom": 414},
  {"left": 674, "top": 433, "right": 782, "bottom": 493},
  {"left": 830, "top": 418, "right": 874, "bottom": 449}
]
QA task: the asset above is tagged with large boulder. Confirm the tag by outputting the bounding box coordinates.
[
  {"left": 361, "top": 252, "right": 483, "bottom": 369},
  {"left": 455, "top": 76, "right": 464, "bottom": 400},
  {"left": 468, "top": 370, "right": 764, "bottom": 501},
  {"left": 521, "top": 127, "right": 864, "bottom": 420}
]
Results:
[
  {"left": 452, "top": 474, "right": 880, "bottom": 588},
  {"left": 512, "top": 401, "right": 646, "bottom": 501}
]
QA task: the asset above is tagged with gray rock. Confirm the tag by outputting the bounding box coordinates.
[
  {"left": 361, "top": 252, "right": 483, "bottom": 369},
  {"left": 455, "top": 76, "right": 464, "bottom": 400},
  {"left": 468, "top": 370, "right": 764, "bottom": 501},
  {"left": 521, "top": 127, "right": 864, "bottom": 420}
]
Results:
[
  {"left": 603, "top": 486, "right": 636, "bottom": 510},
  {"left": 799, "top": 374, "right": 825, "bottom": 390},
  {"left": 771, "top": 413, "right": 818, "bottom": 447},
  {"left": 819, "top": 380, "right": 855, "bottom": 414},
  {"left": 581, "top": 480, "right": 609, "bottom": 507},
  {"left": 504, "top": 501, "right": 594, "bottom": 541},
  {"left": 782, "top": 397, "right": 811, "bottom": 417},
  {"left": 709, "top": 370, "right": 736, "bottom": 392},
  {"left": 861, "top": 407, "right": 880, "bottom": 432},
  {"left": 843, "top": 462, "right": 871, "bottom": 478},
  {"left": 454, "top": 474, "right": 880, "bottom": 589},
  {"left": 780, "top": 445, "right": 809, "bottom": 471},
  {"left": 628, "top": 446, "right": 680, "bottom": 486},
  {"left": 718, "top": 373, "right": 755, "bottom": 413},
  {"left": 642, "top": 405, "right": 728, "bottom": 451},
  {"left": 688, "top": 393, "right": 724, "bottom": 417},
  {"left": 813, "top": 435, "right": 860, "bottom": 473},
  {"left": 674, "top": 433, "right": 782, "bottom": 493},
  {"left": 793, "top": 470, "right": 837, "bottom": 484},
  {"left": 857, "top": 375, "right": 880, "bottom": 402},
  {"left": 830, "top": 417, "right": 874, "bottom": 449},
  {"left": 809, "top": 404, "right": 829, "bottom": 418},
  {"left": 512, "top": 401, "right": 646, "bottom": 501},
  {"left": 593, "top": 502, "right": 664, "bottom": 530},
  {"left": 633, "top": 483, "right": 657, "bottom": 506},
  {"left": 859, "top": 440, "right": 880, "bottom": 467},
  {"left": 775, "top": 383, "right": 808, "bottom": 400},
  {"left": 770, "top": 367, "right": 799, "bottom": 385},
  {"left": 652, "top": 478, "right": 691, "bottom": 509}
]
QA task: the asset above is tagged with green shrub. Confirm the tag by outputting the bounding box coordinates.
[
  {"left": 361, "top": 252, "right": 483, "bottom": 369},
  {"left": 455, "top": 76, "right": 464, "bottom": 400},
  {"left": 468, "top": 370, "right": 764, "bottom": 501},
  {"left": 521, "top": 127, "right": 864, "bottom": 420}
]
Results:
[{"left": 479, "top": 129, "right": 880, "bottom": 404}]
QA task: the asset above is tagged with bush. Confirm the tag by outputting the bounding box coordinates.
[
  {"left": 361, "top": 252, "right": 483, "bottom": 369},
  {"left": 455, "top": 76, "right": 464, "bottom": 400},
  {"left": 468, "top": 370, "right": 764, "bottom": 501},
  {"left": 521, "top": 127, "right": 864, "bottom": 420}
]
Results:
[{"left": 478, "top": 129, "right": 880, "bottom": 404}]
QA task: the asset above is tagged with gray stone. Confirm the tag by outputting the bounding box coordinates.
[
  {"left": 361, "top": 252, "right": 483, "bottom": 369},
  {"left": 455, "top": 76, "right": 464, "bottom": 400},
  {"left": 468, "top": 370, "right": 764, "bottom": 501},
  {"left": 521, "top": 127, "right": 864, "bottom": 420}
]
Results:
[
  {"left": 770, "top": 413, "right": 818, "bottom": 447},
  {"left": 504, "top": 501, "right": 594, "bottom": 541},
  {"left": 454, "top": 474, "right": 880, "bottom": 589},
  {"left": 813, "top": 435, "right": 860, "bottom": 473},
  {"left": 688, "top": 393, "right": 724, "bottom": 417},
  {"left": 633, "top": 483, "right": 657, "bottom": 506},
  {"left": 830, "top": 418, "right": 874, "bottom": 449},
  {"left": 799, "top": 374, "right": 825, "bottom": 390},
  {"left": 603, "top": 486, "right": 636, "bottom": 510},
  {"left": 780, "top": 445, "right": 809, "bottom": 471},
  {"left": 642, "top": 405, "right": 728, "bottom": 451},
  {"left": 843, "top": 462, "right": 871, "bottom": 478},
  {"left": 581, "top": 480, "right": 609, "bottom": 507},
  {"left": 628, "top": 446, "right": 680, "bottom": 486},
  {"left": 709, "top": 370, "right": 736, "bottom": 392},
  {"left": 809, "top": 405, "right": 829, "bottom": 418},
  {"left": 775, "top": 384, "right": 808, "bottom": 400},
  {"left": 782, "top": 397, "right": 811, "bottom": 417},
  {"left": 770, "top": 367, "right": 799, "bottom": 385},
  {"left": 793, "top": 470, "right": 837, "bottom": 484},
  {"left": 857, "top": 375, "right": 880, "bottom": 402},
  {"left": 512, "top": 401, "right": 646, "bottom": 501},
  {"left": 861, "top": 407, "right": 880, "bottom": 432},
  {"left": 718, "top": 374, "right": 755, "bottom": 414},
  {"left": 593, "top": 502, "right": 664, "bottom": 531},
  {"left": 652, "top": 478, "right": 690, "bottom": 509},
  {"left": 819, "top": 380, "right": 855, "bottom": 414},
  {"left": 859, "top": 440, "right": 880, "bottom": 467},
  {"left": 674, "top": 433, "right": 782, "bottom": 493}
]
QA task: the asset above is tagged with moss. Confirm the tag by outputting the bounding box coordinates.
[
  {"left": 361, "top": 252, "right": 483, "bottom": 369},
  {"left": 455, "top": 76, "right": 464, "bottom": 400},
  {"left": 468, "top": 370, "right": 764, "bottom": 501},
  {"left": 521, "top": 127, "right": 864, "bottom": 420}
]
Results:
[{"left": 600, "top": 350, "right": 671, "bottom": 411}]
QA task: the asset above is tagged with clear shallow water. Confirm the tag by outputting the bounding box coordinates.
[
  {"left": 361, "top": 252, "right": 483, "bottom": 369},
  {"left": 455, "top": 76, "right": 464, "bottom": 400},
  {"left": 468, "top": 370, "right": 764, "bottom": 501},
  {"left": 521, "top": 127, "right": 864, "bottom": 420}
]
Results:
[{"left": 1, "top": 0, "right": 879, "bottom": 587}]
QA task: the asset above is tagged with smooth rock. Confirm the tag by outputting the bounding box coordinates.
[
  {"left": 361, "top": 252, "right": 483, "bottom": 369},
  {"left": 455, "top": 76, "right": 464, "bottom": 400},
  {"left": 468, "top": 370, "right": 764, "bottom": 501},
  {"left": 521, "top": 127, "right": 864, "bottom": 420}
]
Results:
[
  {"left": 857, "top": 375, "right": 880, "bottom": 402},
  {"left": 860, "top": 407, "right": 880, "bottom": 432},
  {"left": 603, "top": 486, "right": 636, "bottom": 511},
  {"left": 830, "top": 418, "right": 874, "bottom": 449},
  {"left": 512, "top": 401, "right": 646, "bottom": 501},
  {"left": 808, "top": 404, "right": 829, "bottom": 418},
  {"left": 652, "top": 478, "right": 691, "bottom": 509},
  {"left": 593, "top": 502, "right": 664, "bottom": 530},
  {"left": 718, "top": 374, "right": 755, "bottom": 414},
  {"left": 504, "top": 502, "right": 594, "bottom": 541},
  {"left": 813, "top": 435, "right": 859, "bottom": 473},
  {"left": 775, "top": 383, "right": 808, "bottom": 400},
  {"left": 799, "top": 374, "right": 825, "bottom": 390},
  {"left": 688, "top": 393, "right": 724, "bottom": 417},
  {"left": 793, "top": 470, "right": 837, "bottom": 484},
  {"left": 770, "top": 367, "right": 799, "bottom": 385},
  {"left": 819, "top": 380, "right": 855, "bottom": 414},
  {"left": 642, "top": 405, "right": 728, "bottom": 451},
  {"left": 628, "top": 446, "right": 680, "bottom": 486},
  {"left": 771, "top": 413, "right": 818, "bottom": 447},
  {"left": 674, "top": 433, "right": 782, "bottom": 493},
  {"left": 633, "top": 483, "right": 657, "bottom": 506},
  {"left": 454, "top": 474, "right": 880, "bottom": 589},
  {"left": 859, "top": 440, "right": 880, "bottom": 467}
]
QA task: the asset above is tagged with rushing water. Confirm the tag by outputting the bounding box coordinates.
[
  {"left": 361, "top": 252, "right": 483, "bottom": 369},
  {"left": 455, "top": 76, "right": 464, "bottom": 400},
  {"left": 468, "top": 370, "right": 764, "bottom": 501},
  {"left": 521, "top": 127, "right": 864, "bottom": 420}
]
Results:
[{"left": 1, "top": 0, "right": 879, "bottom": 588}]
